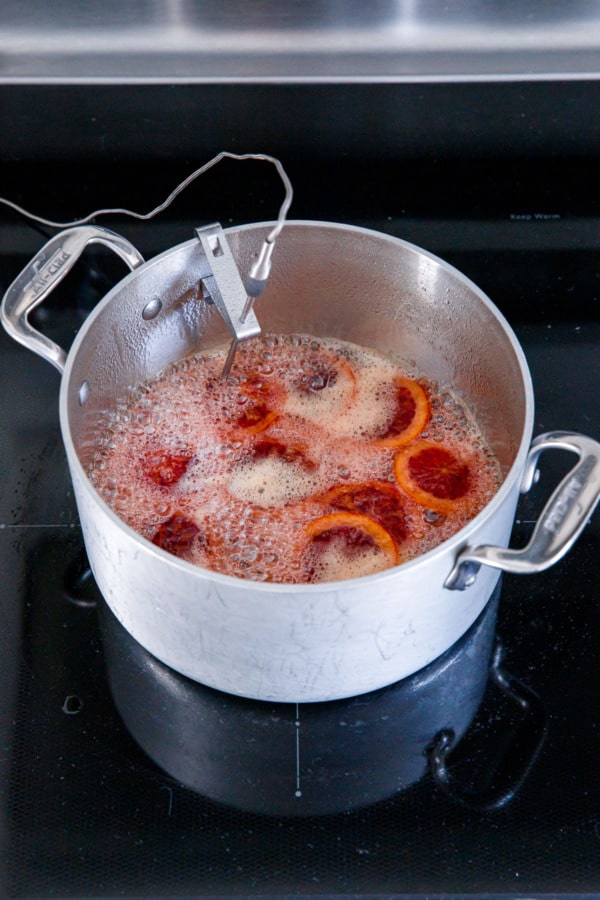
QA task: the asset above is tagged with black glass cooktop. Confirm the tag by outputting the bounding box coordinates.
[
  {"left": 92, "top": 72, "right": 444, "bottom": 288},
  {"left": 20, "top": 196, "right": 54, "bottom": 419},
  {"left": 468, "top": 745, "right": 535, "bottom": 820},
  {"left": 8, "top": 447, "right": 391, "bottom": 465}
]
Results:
[{"left": 0, "top": 157, "right": 599, "bottom": 898}]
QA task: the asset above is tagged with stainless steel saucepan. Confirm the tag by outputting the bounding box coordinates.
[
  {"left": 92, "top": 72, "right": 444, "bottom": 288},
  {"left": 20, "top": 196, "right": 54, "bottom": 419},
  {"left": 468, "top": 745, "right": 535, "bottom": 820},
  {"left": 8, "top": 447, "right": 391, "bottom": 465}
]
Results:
[{"left": 3, "top": 220, "right": 599, "bottom": 702}]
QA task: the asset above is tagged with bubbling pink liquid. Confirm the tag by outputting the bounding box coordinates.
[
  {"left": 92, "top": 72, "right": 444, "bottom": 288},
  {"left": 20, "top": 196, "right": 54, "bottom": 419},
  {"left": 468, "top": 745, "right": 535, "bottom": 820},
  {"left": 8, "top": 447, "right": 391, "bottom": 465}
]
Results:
[{"left": 89, "top": 334, "right": 502, "bottom": 583}]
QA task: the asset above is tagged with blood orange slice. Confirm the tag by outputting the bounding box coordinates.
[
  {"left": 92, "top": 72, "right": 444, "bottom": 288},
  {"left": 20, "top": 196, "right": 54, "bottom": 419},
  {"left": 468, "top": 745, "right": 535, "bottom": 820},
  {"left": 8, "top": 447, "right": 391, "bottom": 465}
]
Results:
[
  {"left": 393, "top": 441, "right": 471, "bottom": 513},
  {"left": 304, "top": 511, "right": 400, "bottom": 581},
  {"left": 235, "top": 403, "right": 278, "bottom": 434},
  {"left": 233, "top": 372, "right": 283, "bottom": 435},
  {"left": 294, "top": 354, "right": 357, "bottom": 396},
  {"left": 283, "top": 352, "right": 358, "bottom": 424},
  {"left": 374, "top": 377, "right": 430, "bottom": 448},
  {"left": 151, "top": 513, "right": 203, "bottom": 556},
  {"left": 252, "top": 437, "right": 316, "bottom": 469},
  {"left": 321, "top": 480, "right": 407, "bottom": 545},
  {"left": 145, "top": 451, "right": 193, "bottom": 486}
]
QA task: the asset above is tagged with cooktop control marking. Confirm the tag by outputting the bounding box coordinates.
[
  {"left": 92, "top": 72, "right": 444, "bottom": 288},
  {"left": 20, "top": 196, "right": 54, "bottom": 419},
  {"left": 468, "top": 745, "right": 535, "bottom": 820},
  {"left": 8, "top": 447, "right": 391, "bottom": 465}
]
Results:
[{"left": 295, "top": 703, "right": 302, "bottom": 798}]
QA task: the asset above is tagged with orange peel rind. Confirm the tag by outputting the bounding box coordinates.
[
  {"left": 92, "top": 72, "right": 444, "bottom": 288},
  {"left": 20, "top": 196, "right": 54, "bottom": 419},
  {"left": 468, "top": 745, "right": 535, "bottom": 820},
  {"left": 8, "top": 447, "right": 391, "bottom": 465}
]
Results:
[
  {"left": 305, "top": 511, "right": 399, "bottom": 564},
  {"left": 374, "top": 377, "right": 430, "bottom": 448}
]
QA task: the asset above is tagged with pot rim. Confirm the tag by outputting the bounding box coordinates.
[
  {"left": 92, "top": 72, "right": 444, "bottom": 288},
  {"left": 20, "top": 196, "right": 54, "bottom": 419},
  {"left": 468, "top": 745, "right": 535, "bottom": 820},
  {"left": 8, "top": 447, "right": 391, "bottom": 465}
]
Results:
[{"left": 59, "top": 219, "right": 535, "bottom": 594}]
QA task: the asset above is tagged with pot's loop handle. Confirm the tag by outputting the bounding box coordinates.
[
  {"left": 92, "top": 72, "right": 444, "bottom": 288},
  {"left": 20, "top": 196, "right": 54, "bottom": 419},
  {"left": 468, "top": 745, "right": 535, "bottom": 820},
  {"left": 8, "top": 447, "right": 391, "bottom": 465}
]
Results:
[
  {"left": 427, "top": 643, "right": 547, "bottom": 812},
  {"left": 445, "top": 431, "right": 600, "bottom": 591},
  {"left": 1, "top": 225, "right": 144, "bottom": 375}
]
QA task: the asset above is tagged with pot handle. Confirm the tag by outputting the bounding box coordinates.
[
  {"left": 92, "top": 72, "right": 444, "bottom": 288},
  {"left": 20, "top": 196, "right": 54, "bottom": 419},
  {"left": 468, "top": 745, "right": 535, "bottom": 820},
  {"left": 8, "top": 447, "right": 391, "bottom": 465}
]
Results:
[
  {"left": 1, "top": 225, "right": 144, "bottom": 375},
  {"left": 445, "top": 431, "right": 600, "bottom": 591}
]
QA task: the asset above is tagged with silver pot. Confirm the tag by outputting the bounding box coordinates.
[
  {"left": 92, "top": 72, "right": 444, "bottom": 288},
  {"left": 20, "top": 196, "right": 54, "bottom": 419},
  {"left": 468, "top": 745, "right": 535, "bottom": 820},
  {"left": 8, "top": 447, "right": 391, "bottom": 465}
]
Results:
[{"left": 3, "top": 220, "right": 600, "bottom": 702}]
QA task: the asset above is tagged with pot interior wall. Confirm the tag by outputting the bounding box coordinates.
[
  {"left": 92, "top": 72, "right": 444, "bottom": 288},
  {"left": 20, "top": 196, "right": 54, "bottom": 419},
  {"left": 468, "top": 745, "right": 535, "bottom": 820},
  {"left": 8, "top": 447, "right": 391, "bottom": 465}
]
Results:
[{"left": 65, "top": 222, "right": 528, "bottom": 477}]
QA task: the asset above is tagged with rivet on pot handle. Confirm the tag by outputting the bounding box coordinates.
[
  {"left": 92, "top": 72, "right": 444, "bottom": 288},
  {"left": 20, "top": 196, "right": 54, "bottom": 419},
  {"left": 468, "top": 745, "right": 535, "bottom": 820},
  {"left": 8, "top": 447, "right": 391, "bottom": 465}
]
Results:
[
  {"left": 1, "top": 225, "right": 144, "bottom": 374},
  {"left": 445, "top": 431, "right": 600, "bottom": 591}
]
